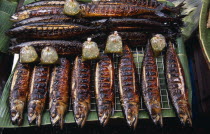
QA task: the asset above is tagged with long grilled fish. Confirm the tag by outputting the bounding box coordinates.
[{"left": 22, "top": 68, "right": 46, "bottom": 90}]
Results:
[
  {"left": 141, "top": 43, "right": 162, "bottom": 126},
  {"left": 12, "top": 15, "right": 90, "bottom": 27},
  {"left": 7, "top": 23, "right": 96, "bottom": 39},
  {"left": 10, "top": 63, "right": 31, "bottom": 125},
  {"left": 49, "top": 58, "right": 70, "bottom": 129},
  {"left": 95, "top": 54, "right": 114, "bottom": 127},
  {"left": 11, "top": 7, "right": 64, "bottom": 22},
  {"left": 118, "top": 45, "right": 140, "bottom": 129},
  {"left": 71, "top": 56, "right": 91, "bottom": 128},
  {"left": 28, "top": 65, "right": 50, "bottom": 126},
  {"left": 165, "top": 43, "right": 192, "bottom": 126},
  {"left": 9, "top": 40, "right": 82, "bottom": 55},
  {"left": 19, "top": 1, "right": 65, "bottom": 11}
]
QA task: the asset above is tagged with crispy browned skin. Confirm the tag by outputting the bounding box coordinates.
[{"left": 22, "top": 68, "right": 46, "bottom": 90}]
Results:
[
  {"left": 141, "top": 43, "right": 162, "bottom": 126},
  {"left": 165, "top": 43, "right": 192, "bottom": 126},
  {"left": 9, "top": 40, "right": 82, "bottom": 55},
  {"left": 7, "top": 23, "right": 96, "bottom": 39},
  {"left": 28, "top": 65, "right": 50, "bottom": 126},
  {"left": 10, "top": 63, "right": 31, "bottom": 126},
  {"left": 11, "top": 7, "right": 64, "bottom": 22},
  {"left": 49, "top": 58, "right": 70, "bottom": 129},
  {"left": 71, "top": 56, "right": 91, "bottom": 128},
  {"left": 118, "top": 45, "right": 140, "bottom": 129},
  {"left": 95, "top": 54, "right": 114, "bottom": 127}
]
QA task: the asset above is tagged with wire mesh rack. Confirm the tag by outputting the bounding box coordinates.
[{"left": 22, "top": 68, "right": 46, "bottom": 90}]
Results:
[{"left": 68, "top": 46, "right": 172, "bottom": 112}]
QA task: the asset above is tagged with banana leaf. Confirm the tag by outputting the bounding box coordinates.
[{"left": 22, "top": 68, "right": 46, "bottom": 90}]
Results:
[{"left": 199, "top": 0, "right": 210, "bottom": 69}]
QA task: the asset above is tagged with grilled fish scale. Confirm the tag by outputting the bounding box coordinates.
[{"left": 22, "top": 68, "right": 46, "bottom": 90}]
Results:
[
  {"left": 10, "top": 63, "right": 31, "bottom": 126},
  {"left": 49, "top": 58, "right": 70, "bottom": 129},
  {"left": 118, "top": 45, "right": 140, "bottom": 129},
  {"left": 95, "top": 54, "right": 114, "bottom": 127},
  {"left": 71, "top": 56, "right": 91, "bottom": 128},
  {"left": 28, "top": 65, "right": 50, "bottom": 126},
  {"left": 165, "top": 43, "right": 192, "bottom": 126},
  {"left": 141, "top": 43, "right": 162, "bottom": 126}
]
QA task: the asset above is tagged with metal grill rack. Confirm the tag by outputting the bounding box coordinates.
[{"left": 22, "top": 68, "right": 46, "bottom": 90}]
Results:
[{"left": 68, "top": 46, "right": 172, "bottom": 112}]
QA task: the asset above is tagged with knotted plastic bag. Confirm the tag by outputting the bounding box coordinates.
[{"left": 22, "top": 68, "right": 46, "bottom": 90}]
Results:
[
  {"left": 150, "top": 34, "right": 166, "bottom": 57},
  {"left": 20, "top": 46, "right": 38, "bottom": 63},
  {"left": 105, "top": 31, "right": 122, "bottom": 54},
  {"left": 40, "top": 47, "right": 58, "bottom": 64},
  {"left": 64, "top": 0, "right": 80, "bottom": 16}
]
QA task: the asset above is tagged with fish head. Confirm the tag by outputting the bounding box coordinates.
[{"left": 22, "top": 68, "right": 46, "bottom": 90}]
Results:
[
  {"left": 97, "top": 102, "right": 113, "bottom": 127},
  {"left": 73, "top": 101, "right": 90, "bottom": 128},
  {"left": 10, "top": 100, "right": 24, "bottom": 125},
  {"left": 150, "top": 104, "right": 163, "bottom": 127},
  {"left": 50, "top": 102, "right": 67, "bottom": 129},
  {"left": 10, "top": 11, "right": 29, "bottom": 22},
  {"left": 123, "top": 102, "right": 139, "bottom": 129},
  {"left": 28, "top": 100, "right": 44, "bottom": 126}
]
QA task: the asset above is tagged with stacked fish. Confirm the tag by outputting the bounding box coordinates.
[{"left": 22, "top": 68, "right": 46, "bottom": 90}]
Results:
[{"left": 7, "top": 0, "right": 191, "bottom": 129}]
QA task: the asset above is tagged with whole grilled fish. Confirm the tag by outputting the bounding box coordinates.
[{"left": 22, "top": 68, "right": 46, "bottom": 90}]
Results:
[
  {"left": 10, "top": 63, "right": 31, "bottom": 125},
  {"left": 165, "top": 43, "right": 192, "bottom": 126},
  {"left": 9, "top": 40, "right": 82, "bottom": 55},
  {"left": 7, "top": 23, "right": 96, "bottom": 39},
  {"left": 80, "top": 2, "right": 167, "bottom": 17},
  {"left": 95, "top": 54, "right": 114, "bottom": 127},
  {"left": 141, "top": 43, "right": 162, "bottom": 126},
  {"left": 19, "top": 1, "right": 65, "bottom": 11},
  {"left": 12, "top": 15, "right": 90, "bottom": 27},
  {"left": 28, "top": 65, "right": 50, "bottom": 126},
  {"left": 11, "top": 7, "right": 64, "bottom": 22},
  {"left": 71, "top": 56, "right": 91, "bottom": 128},
  {"left": 49, "top": 58, "right": 70, "bottom": 129},
  {"left": 118, "top": 45, "right": 140, "bottom": 129}
]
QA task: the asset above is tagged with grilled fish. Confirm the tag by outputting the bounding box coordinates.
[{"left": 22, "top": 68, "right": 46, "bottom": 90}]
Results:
[
  {"left": 95, "top": 54, "right": 114, "bottom": 127},
  {"left": 71, "top": 56, "right": 91, "bottom": 128},
  {"left": 11, "top": 7, "right": 64, "bottom": 22},
  {"left": 141, "top": 43, "right": 162, "bottom": 126},
  {"left": 7, "top": 23, "right": 96, "bottom": 39},
  {"left": 19, "top": 1, "right": 65, "bottom": 11},
  {"left": 49, "top": 58, "right": 70, "bottom": 129},
  {"left": 165, "top": 43, "right": 192, "bottom": 126},
  {"left": 118, "top": 45, "right": 140, "bottom": 129},
  {"left": 10, "top": 63, "right": 31, "bottom": 125},
  {"left": 12, "top": 15, "right": 90, "bottom": 27},
  {"left": 9, "top": 40, "right": 82, "bottom": 55},
  {"left": 28, "top": 65, "right": 50, "bottom": 126}
]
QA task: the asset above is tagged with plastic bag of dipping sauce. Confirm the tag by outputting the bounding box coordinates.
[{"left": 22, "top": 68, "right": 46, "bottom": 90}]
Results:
[
  {"left": 20, "top": 46, "right": 38, "bottom": 63},
  {"left": 82, "top": 38, "right": 100, "bottom": 61},
  {"left": 63, "top": 0, "right": 80, "bottom": 16},
  {"left": 150, "top": 34, "right": 166, "bottom": 57},
  {"left": 40, "top": 47, "right": 59, "bottom": 64},
  {"left": 105, "top": 31, "right": 122, "bottom": 54}
]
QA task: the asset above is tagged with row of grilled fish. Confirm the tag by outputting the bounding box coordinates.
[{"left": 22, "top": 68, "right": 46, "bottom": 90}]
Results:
[{"left": 10, "top": 44, "right": 192, "bottom": 128}]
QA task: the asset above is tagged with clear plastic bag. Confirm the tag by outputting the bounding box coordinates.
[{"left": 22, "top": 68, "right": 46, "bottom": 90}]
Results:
[
  {"left": 40, "top": 47, "right": 59, "bottom": 64},
  {"left": 20, "top": 46, "right": 38, "bottom": 63}
]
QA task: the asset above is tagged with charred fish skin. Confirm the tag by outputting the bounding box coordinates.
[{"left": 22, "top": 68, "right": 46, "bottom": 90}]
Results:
[
  {"left": 19, "top": 1, "right": 65, "bottom": 11},
  {"left": 71, "top": 56, "right": 91, "bottom": 128},
  {"left": 49, "top": 58, "right": 70, "bottom": 129},
  {"left": 28, "top": 65, "right": 50, "bottom": 126},
  {"left": 165, "top": 43, "right": 192, "bottom": 126},
  {"left": 118, "top": 45, "right": 140, "bottom": 129},
  {"left": 11, "top": 8, "right": 64, "bottom": 22},
  {"left": 141, "top": 43, "right": 163, "bottom": 126},
  {"left": 95, "top": 54, "right": 114, "bottom": 127},
  {"left": 9, "top": 40, "right": 82, "bottom": 55},
  {"left": 12, "top": 15, "right": 90, "bottom": 28},
  {"left": 7, "top": 23, "right": 96, "bottom": 39},
  {"left": 10, "top": 63, "right": 31, "bottom": 126}
]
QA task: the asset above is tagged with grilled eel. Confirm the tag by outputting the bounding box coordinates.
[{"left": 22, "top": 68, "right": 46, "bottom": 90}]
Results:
[
  {"left": 9, "top": 40, "right": 82, "bottom": 55},
  {"left": 49, "top": 58, "right": 70, "bottom": 129},
  {"left": 10, "top": 62, "right": 31, "bottom": 125},
  {"left": 7, "top": 23, "right": 96, "bottom": 39},
  {"left": 11, "top": 7, "right": 64, "bottom": 22},
  {"left": 118, "top": 45, "right": 140, "bottom": 129},
  {"left": 12, "top": 15, "right": 90, "bottom": 27},
  {"left": 71, "top": 56, "right": 91, "bottom": 128},
  {"left": 95, "top": 54, "right": 114, "bottom": 127},
  {"left": 28, "top": 65, "right": 50, "bottom": 126},
  {"left": 141, "top": 43, "right": 162, "bottom": 126},
  {"left": 165, "top": 43, "right": 192, "bottom": 126}
]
